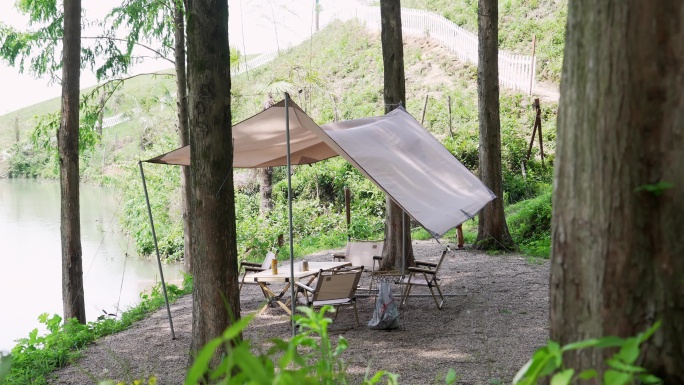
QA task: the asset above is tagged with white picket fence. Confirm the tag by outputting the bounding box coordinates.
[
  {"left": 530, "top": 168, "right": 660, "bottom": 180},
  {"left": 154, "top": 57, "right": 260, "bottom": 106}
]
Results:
[
  {"left": 101, "top": 113, "right": 130, "bottom": 129},
  {"left": 232, "top": 5, "right": 536, "bottom": 94}
]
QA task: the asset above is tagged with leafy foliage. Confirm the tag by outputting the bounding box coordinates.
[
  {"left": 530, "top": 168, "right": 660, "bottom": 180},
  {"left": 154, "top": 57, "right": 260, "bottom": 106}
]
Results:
[
  {"left": 513, "top": 321, "right": 662, "bottom": 385},
  {"left": 3, "top": 276, "right": 192, "bottom": 385},
  {"left": 506, "top": 189, "right": 552, "bottom": 257},
  {"left": 185, "top": 306, "right": 399, "bottom": 385}
]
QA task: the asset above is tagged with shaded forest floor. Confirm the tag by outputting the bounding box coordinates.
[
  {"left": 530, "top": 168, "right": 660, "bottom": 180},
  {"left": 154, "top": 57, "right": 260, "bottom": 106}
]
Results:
[{"left": 51, "top": 240, "right": 550, "bottom": 385}]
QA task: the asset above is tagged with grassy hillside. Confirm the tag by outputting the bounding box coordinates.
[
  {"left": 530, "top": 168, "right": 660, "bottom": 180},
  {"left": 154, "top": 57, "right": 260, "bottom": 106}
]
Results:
[
  {"left": 0, "top": 1, "right": 560, "bottom": 259},
  {"left": 401, "top": 0, "right": 567, "bottom": 83}
]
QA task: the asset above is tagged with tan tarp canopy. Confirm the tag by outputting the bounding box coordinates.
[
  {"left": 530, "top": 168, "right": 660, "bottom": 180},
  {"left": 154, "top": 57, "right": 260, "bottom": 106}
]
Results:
[
  {"left": 146, "top": 100, "right": 337, "bottom": 168},
  {"left": 145, "top": 98, "right": 494, "bottom": 237}
]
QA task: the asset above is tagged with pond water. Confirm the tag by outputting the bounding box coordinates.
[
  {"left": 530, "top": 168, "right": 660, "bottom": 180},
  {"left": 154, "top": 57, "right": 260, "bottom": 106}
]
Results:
[{"left": 0, "top": 179, "right": 184, "bottom": 352}]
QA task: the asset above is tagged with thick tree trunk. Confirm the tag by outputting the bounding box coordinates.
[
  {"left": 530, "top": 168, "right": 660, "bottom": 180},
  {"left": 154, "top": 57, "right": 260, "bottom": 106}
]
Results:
[
  {"left": 59, "top": 0, "right": 86, "bottom": 324},
  {"left": 175, "top": 1, "right": 193, "bottom": 273},
  {"left": 551, "top": 1, "right": 684, "bottom": 381},
  {"left": 379, "top": 0, "right": 414, "bottom": 271},
  {"left": 186, "top": 0, "right": 240, "bottom": 360},
  {"left": 474, "top": 0, "right": 513, "bottom": 250}
]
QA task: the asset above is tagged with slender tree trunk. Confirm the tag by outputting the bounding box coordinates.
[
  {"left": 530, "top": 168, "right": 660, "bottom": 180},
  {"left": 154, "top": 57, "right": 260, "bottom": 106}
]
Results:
[
  {"left": 259, "top": 167, "right": 273, "bottom": 216},
  {"left": 175, "top": 0, "right": 193, "bottom": 273},
  {"left": 186, "top": 0, "right": 240, "bottom": 361},
  {"left": 474, "top": 0, "right": 513, "bottom": 250},
  {"left": 14, "top": 116, "right": 19, "bottom": 143},
  {"left": 59, "top": 0, "right": 85, "bottom": 324},
  {"left": 379, "top": 0, "right": 414, "bottom": 271},
  {"left": 259, "top": 94, "right": 275, "bottom": 217},
  {"left": 551, "top": 1, "right": 683, "bottom": 381}
]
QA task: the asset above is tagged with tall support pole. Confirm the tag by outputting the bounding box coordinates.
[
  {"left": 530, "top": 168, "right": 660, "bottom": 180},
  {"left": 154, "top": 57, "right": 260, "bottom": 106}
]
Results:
[
  {"left": 344, "top": 186, "right": 351, "bottom": 240},
  {"left": 284, "top": 93, "right": 296, "bottom": 335},
  {"left": 139, "top": 161, "right": 175, "bottom": 339}
]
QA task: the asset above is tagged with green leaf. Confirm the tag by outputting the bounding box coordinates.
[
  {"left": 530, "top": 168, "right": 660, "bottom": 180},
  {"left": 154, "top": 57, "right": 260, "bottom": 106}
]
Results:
[
  {"left": 444, "top": 369, "right": 458, "bottom": 384},
  {"left": 579, "top": 369, "right": 598, "bottom": 380},
  {"left": 638, "top": 320, "right": 661, "bottom": 343},
  {"left": 638, "top": 373, "right": 663, "bottom": 384},
  {"left": 634, "top": 182, "right": 674, "bottom": 197},
  {"left": 562, "top": 338, "right": 600, "bottom": 351},
  {"left": 605, "top": 358, "right": 646, "bottom": 373},
  {"left": 604, "top": 369, "right": 632, "bottom": 385},
  {"left": 512, "top": 359, "right": 533, "bottom": 385},
  {"left": 616, "top": 337, "right": 640, "bottom": 364},
  {"left": 184, "top": 338, "right": 223, "bottom": 385},
  {"left": 595, "top": 336, "right": 625, "bottom": 348},
  {"left": 550, "top": 369, "right": 574, "bottom": 385}
]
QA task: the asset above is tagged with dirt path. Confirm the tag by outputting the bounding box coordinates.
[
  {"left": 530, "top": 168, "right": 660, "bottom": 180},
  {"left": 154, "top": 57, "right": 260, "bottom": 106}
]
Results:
[{"left": 50, "top": 240, "right": 549, "bottom": 385}]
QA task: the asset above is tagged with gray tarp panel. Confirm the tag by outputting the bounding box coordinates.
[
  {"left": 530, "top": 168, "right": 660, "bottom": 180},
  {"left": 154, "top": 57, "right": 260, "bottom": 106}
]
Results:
[
  {"left": 144, "top": 99, "right": 494, "bottom": 236},
  {"left": 317, "top": 107, "right": 494, "bottom": 237}
]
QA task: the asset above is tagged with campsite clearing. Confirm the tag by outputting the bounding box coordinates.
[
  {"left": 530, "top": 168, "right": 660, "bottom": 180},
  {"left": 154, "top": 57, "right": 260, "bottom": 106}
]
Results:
[{"left": 50, "top": 240, "right": 549, "bottom": 385}]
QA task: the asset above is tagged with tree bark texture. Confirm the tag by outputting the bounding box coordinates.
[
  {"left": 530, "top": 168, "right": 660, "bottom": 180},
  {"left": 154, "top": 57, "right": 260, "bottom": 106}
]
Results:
[
  {"left": 186, "top": 0, "right": 240, "bottom": 359},
  {"left": 175, "top": 1, "right": 193, "bottom": 273},
  {"left": 259, "top": 167, "right": 273, "bottom": 216},
  {"left": 259, "top": 95, "right": 275, "bottom": 217},
  {"left": 59, "top": 0, "right": 86, "bottom": 324},
  {"left": 379, "top": 0, "right": 414, "bottom": 270},
  {"left": 551, "top": 1, "right": 684, "bottom": 381},
  {"left": 474, "top": 0, "right": 513, "bottom": 250}
]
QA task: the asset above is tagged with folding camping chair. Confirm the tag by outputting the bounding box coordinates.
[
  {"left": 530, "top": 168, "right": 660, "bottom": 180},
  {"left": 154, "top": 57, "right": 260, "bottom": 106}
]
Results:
[
  {"left": 332, "top": 240, "right": 384, "bottom": 292},
  {"left": 295, "top": 266, "right": 363, "bottom": 326},
  {"left": 239, "top": 248, "right": 278, "bottom": 291},
  {"left": 399, "top": 247, "right": 450, "bottom": 309}
]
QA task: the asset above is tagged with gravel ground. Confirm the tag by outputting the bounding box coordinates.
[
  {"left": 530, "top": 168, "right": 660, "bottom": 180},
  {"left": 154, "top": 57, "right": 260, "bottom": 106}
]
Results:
[{"left": 50, "top": 240, "right": 549, "bottom": 385}]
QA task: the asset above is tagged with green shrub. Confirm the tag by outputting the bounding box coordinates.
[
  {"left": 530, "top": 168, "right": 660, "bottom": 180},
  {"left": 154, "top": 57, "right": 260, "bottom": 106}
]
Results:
[
  {"left": 506, "top": 190, "right": 552, "bottom": 257},
  {"left": 4, "top": 277, "right": 191, "bottom": 385},
  {"left": 513, "top": 321, "right": 662, "bottom": 385},
  {"left": 186, "top": 306, "right": 399, "bottom": 385}
]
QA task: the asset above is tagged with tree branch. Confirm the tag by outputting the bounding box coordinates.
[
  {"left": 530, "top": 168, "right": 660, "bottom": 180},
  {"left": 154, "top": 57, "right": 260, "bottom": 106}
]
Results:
[{"left": 81, "top": 35, "right": 175, "bottom": 65}]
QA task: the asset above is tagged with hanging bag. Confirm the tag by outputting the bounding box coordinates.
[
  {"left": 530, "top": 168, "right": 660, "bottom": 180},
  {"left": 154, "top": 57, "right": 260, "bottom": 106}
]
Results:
[{"left": 368, "top": 281, "right": 400, "bottom": 330}]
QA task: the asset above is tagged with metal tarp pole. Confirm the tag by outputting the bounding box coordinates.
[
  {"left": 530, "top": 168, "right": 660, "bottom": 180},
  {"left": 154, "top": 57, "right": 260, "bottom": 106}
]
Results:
[
  {"left": 285, "top": 93, "right": 296, "bottom": 335},
  {"left": 138, "top": 161, "right": 175, "bottom": 339}
]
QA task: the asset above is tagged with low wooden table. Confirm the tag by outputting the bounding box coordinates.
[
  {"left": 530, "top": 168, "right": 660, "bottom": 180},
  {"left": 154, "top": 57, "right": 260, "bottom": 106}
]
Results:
[{"left": 244, "top": 261, "right": 352, "bottom": 315}]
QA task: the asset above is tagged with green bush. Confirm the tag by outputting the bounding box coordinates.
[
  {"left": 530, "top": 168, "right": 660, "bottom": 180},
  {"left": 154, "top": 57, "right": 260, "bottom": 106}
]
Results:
[
  {"left": 4, "top": 277, "right": 192, "bottom": 385},
  {"left": 513, "top": 322, "right": 662, "bottom": 385},
  {"left": 186, "top": 306, "right": 445, "bottom": 385},
  {"left": 506, "top": 190, "right": 552, "bottom": 257}
]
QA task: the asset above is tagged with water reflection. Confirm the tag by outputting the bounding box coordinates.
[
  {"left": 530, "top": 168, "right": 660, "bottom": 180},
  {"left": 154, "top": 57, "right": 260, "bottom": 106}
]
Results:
[{"left": 0, "top": 179, "right": 184, "bottom": 352}]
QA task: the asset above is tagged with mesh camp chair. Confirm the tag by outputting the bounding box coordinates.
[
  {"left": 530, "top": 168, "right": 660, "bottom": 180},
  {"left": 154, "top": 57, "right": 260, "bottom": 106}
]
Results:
[
  {"left": 295, "top": 266, "right": 363, "bottom": 326},
  {"left": 399, "top": 247, "right": 450, "bottom": 309},
  {"left": 332, "top": 240, "right": 384, "bottom": 291},
  {"left": 239, "top": 248, "right": 278, "bottom": 291}
]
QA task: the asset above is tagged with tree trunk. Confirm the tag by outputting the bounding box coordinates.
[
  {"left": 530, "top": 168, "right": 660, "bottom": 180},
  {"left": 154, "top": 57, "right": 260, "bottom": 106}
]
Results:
[
  {"left": 259, "top": 167, "right": 273, "bottom": 216},
  {"left": 551, "top": 1, "right": 683, "bottom": 382},
  {"left": 59, "top": 0, "right": 86, "bottom": 324},
  {"left": 175, "top": 0, "right": 193, "bottom": 273},
  {"left": 14, "top": 116, "right": 19, "bottom": 143},
  {"left": 186, "top": 0, "right": 240, "bottom": 360},
  {"left": 259, "top": 94, "right": 275, "bottom": 217},
  {"left": 474, "top": 0, "right": 514, "bottom": 250},
  {"left": 379, "top": 0, "right": 414, "bottom": 271}
]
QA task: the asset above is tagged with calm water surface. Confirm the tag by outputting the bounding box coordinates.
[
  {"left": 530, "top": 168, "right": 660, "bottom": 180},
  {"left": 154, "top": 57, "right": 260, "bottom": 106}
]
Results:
[{"left": 0, "top": 179, "right": 184, "bottom": 352}]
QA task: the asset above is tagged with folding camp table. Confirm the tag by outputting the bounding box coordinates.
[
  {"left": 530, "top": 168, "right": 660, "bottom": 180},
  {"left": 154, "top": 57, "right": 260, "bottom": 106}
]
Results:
[{"left": 244, "top": 261, "right": 351, "bottom": 315}]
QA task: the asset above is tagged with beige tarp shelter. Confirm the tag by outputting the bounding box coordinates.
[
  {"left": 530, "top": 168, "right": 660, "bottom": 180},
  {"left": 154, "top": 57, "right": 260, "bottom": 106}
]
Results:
[
  {"left": 146, "top": 98, "right": 494, "bottom": 237},
  {"left": 142, "top": 96, "right": 494, "bottom": 336}
]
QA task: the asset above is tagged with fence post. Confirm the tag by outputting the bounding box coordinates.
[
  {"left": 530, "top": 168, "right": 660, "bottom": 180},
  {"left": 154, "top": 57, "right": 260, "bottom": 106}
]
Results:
[{"left": 529, "top": 34, "right": 537, "bottom": 95}]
